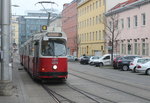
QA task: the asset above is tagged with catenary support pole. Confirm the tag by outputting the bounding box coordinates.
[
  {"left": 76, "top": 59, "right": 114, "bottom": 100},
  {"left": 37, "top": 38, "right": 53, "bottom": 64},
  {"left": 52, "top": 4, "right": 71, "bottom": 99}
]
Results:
[{"left": 0, "top": 0, "right": 13, "bottom": 96}]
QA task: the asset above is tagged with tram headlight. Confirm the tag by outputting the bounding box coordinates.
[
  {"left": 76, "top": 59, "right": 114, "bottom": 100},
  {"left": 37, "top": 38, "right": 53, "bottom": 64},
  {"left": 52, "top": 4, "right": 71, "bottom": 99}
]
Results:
[{"left": 53, "top": 65, "right": 57, "bottom": 70}]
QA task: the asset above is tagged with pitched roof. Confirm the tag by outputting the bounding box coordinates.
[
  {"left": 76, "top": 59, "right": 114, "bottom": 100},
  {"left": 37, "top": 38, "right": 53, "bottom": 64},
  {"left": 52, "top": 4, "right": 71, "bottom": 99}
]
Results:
[{"left": 110, "top": 0, "right": 139, "bottom": 11}]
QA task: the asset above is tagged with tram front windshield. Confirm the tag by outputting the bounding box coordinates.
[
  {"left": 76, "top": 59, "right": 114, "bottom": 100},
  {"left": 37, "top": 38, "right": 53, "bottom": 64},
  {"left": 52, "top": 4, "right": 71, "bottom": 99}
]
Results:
[{"left": 41, "top": 38, "right": 66, "bottom": 56}]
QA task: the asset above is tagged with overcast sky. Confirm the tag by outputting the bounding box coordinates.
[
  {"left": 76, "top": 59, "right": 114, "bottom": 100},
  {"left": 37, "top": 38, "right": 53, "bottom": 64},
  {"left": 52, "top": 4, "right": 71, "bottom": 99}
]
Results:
[{"left": 12, "top": 0, "right": 127, "bottom": 15}]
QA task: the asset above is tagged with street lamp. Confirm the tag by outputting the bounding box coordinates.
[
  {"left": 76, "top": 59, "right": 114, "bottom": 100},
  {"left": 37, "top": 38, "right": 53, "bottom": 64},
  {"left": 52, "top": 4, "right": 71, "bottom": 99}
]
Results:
[
  {"left": 11, "top": 4, "right": 20, "bottom": 15},
  {"left": 11, "top": 4, "right": 20, "bottom": 7}
]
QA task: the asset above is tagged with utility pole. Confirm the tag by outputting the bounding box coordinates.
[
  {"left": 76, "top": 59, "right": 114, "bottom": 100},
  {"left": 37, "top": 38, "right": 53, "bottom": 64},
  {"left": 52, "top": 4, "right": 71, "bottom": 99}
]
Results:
[{"left": 0, "top": 0, "right": 13, "bottom": 96}]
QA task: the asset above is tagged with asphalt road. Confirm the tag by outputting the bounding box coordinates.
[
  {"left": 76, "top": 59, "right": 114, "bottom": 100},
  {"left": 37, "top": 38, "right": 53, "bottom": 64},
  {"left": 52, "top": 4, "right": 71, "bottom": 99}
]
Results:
[{"left": 65, "top": 62, "right": 150, "bottom": 103}]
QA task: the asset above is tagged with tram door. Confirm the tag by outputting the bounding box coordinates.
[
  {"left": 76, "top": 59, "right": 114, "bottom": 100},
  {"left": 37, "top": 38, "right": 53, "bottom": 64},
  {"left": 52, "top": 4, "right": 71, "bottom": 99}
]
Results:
[{"left": 33, "top": 41, "right": 39, "bottom": 76}]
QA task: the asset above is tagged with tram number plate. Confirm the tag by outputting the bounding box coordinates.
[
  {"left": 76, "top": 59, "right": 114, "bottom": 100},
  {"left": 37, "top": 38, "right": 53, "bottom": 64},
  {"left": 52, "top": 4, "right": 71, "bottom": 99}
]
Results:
[{"left": 52, "top": 59, "right": 58, "bottom": 64}]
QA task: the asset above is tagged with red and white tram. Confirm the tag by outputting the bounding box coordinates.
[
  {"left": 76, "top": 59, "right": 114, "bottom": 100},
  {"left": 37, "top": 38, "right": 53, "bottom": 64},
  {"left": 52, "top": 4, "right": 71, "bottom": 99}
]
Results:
[{"left": 20, "top": 31, "right": 68, "bottom": 80}]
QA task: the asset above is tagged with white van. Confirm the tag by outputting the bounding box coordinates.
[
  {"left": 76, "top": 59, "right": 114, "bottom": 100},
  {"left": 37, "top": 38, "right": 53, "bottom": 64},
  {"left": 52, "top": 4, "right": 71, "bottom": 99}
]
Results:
[{"left": 94, "top": 54, "right": 119, "bottom": 67}]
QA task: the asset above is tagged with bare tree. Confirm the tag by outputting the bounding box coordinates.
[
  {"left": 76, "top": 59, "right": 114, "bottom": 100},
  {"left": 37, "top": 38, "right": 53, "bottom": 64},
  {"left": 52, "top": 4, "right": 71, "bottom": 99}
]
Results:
[
  {"left": 75, "top": 35, "right": 81, "bottom": 57},
  {"left": 104, "top": 14, "right": 121, "bottom": 65}
]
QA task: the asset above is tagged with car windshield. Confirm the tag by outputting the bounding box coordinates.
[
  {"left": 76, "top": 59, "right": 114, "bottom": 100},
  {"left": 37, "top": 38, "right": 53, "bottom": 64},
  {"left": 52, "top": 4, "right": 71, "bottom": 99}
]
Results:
[
  {"left": 41, "top": 38, "right": 66, "bottom": 56},
  {"left": 93, "top": 56, "right": 101, "bottom": 59}
]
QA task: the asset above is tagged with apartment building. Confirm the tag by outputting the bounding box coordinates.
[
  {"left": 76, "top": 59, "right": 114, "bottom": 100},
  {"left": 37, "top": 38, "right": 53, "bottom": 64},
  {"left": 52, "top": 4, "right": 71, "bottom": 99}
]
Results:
[
  {"left": 77, "top": 0, "right": 106, "bottom": 57},
  {"left": 106, "top": 0, "right": 150, "bottom": 57},
  {"left": 62, "top": 0, "right": 78, "bottom": 56}
]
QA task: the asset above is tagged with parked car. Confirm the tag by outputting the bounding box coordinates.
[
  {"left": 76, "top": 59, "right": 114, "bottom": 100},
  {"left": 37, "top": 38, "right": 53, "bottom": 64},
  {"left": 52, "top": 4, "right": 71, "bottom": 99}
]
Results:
[
  {"left": 80, "top": 56, "right": 91, "bottom": 64},
  {"left": 67, "top": 55, "right": 78, "bottom": 62},
  {"left": 78, "top": 56, "right": 84, "bottom": 62},
  {"left": 113, "top": 56, "right": 122, "bottom": 69},
  {"left": 136, "top": 61, "right": 150, "bottom": 75},
  {"left": 89, "top": 56, "right": 102, "bottom": 65},
  {"left": 117, "top": 55, "right": 141, "bottom": 71},
  {"left": 129, "top": 58, "right": 150, "bottom": 72},
  {"left": 94, "top": 54, "right": 120, "bottom": 67}
]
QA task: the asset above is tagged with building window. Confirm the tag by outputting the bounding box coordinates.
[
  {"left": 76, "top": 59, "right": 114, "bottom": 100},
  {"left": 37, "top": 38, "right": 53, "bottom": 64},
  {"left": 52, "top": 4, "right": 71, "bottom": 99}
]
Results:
[
  {"left": 142, "top": 41, "right": 146, "bottom": 55},
  {"left": 93, "top": 17, "right": 95, "bottom": 25},
  {"left": 128, "top": 42, "right": 132, "bottom": 55},
  {"left": 93, "top": 32, "right": 95, "bottom": 41},
  {"left": 93, "top": 3, "right": 95, "bottom": 10},
  {"left": 99, "top": 30, "right": 101, "bottom": 40},
  {"left": 96, "top": 16, "right": 98, "bottom": 24},
  {"left": 121, "top": 19, "right": 124, "bottom": 29},
  {"left": 142, "top": 39, "right": 149, "bottom": 56},
  {"left": 134, "top": 40, "right": 138, "bottom": 55},
  {"left": 90, "top": 32, "right": 92, "bottom": 41},
  {"left": 141, "top": 13, "right": 146, "bottom": 25},
  {"left": 115, "top": 20, "right": 118, "bottom": 29},
  {"left": 121, "top": 43, "right": 124, "bottom": 54},
  {"left": 99, "top": 0, "right": 101, "bottom": 7},
  {"left": 87, "top": 6, "right": 89, "bottom": 12},
  {"left": 142, "top": 39, "right": 146, "bottom": 55},
  {"left": 103, "top": 30, "right": 105, "bottom": 40},
  {"left": 146, "top": 43, "right": 149, "bottom": 56},
  {"left": 87, "top": 33, "right": 89, "bottom": 41},
  {"left": 138, "top": 43, "right": 140, "bottom": 55},
  {"left": 87, "top": 19, "right": 89, "bottom": 26},
  {"left": 121, "top": 43, "right": 126, "bottom": 54},
  {"left": 96, "top": 31, "right": 98, "bottom": 40},
  {"left": 134, "top": 15, "right": 138, "bottom": 27},
  {"left": 99, "top": 14, "right": 101, "bottom": 23},
  {"left": 90, "top": 18, "right": 91, "bottom": 26},
  {"left": 127, "top": 17, "right": 130, "bottom": 28},
  {"left": 96, "top": 1, "right": 98, "bottom": 8},
  {"left": 90, "top": 4, "right": 92, "bottom": 11}
]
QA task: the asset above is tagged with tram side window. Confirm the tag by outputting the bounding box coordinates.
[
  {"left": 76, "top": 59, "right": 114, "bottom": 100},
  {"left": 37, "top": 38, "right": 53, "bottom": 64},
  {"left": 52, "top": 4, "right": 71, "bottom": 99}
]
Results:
[{"left": 29, "top": 43, "right": 34, "bottom": 56}]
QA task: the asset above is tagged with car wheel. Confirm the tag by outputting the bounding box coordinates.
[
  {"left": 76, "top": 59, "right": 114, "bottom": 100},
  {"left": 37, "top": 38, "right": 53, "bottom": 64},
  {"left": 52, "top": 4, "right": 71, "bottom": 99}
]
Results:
[
  {"left": 122, "top": 65, "right": 129, "bottom": 71},
  {"left": 146, "top": 69, "right": 150, "bottom": 75},
  {"left": 99, "top": 63, "right": 103, "bottom": 67}
]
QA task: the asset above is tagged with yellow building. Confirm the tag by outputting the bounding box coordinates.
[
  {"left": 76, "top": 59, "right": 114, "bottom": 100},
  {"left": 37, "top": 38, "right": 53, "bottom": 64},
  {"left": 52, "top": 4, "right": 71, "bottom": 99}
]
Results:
[{"left": 77, "top": 0, "right": 106, "bottom": 57}]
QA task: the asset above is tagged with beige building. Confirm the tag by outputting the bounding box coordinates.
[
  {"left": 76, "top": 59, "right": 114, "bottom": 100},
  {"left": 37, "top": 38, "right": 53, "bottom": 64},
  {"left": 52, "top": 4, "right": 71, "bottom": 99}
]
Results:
[
  {"left": 77, "top": 0, "right": 106, "bottom": 57},
  {"left": 11, "top": 16, "right": 19, "bottom": 50}
]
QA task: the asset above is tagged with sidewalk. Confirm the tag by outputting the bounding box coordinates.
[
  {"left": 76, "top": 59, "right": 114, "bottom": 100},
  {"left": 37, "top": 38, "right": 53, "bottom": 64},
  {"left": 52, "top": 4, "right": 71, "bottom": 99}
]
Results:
[{"left": 0, "top": 53, "right": 53, "bottom": 103}]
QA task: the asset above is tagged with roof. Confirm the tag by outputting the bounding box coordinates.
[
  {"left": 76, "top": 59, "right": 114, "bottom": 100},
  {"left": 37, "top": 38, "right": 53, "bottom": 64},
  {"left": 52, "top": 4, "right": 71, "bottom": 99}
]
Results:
[
  {"left": 110, "top": 0, "right": 139, "bottom": 11},
  {"left": 106, "top": 0, "right": 150, "bottom": 16},
  {"left": 24, "top": 17, "right": 48, "bottom": 20}
]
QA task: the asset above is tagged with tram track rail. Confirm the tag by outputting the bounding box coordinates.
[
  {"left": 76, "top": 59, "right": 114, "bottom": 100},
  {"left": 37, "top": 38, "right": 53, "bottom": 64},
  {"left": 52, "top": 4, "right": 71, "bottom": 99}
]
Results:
[
  {"left": 42, "top": 84, "right": 76, "bottom": 103},
  {"left": 42, "top": 83, "right": 116, "bottom": 103},
  {"left": 66, "top": 82, "right": 117, "bottom": 103},
  {"left": 70, "top": 69, "right": 150, "bottom": 92},
  {"left": 69, "top": 70, "right": 150, "bottom": 102}
]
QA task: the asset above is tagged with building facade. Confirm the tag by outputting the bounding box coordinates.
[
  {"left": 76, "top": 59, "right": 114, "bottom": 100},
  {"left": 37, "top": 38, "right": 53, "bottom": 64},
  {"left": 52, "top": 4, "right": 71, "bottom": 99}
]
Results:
[
  {"left": 18, "top": 10, "right": 52, "bottom": 46},
  {"left": 11, "top": 16, "right": 19, "bottom": 50},
  {"left": 48, "top": 15, "right": 62, "bottom": 32},
  {"left": 106, "top": 0, "right": 150, "bottom": 57},
  {"left": 77, "top": 0, "right": 106, "bottom": 57},
  {"left": 62, "top": 0, "right": 78, "bottom": 56}
]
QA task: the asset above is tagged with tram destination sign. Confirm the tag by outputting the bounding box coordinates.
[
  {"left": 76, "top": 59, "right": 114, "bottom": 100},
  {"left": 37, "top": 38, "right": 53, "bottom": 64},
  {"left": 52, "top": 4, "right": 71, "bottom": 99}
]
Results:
[{"left": 46, "top": 33, "right": 62, "bottom": 37}]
